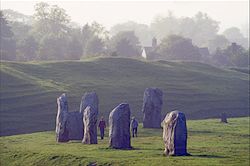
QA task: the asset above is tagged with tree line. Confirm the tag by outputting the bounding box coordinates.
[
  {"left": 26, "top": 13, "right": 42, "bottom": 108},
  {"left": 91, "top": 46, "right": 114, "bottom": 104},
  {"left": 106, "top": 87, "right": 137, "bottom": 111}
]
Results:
[{"left": 0, "top": 2, "right": 249, "bottom": 68}]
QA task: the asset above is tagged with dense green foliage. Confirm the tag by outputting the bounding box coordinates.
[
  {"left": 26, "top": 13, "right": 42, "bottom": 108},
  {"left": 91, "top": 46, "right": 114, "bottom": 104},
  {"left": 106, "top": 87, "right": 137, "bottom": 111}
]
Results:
[
  {"left": 213, "top": 43, "right": 249, "bottom": 67},
  {"left": 0, "top": 57, "right": 249, "bottom": 136},
  {"left": 223, "top": 27, "right": 249, "bottom": 49},
  {"left": 0, "top": 117, "right": 249, "bottom": 165},
  {"left": 109, "top": 31, "right": 141, "bottom": 58},
  {"left": 156, "top": 35, "right": 201, "bottom": 61},
  {"left": 207, "top": 35, "right": 230, "bottom": 53},
  {"left": 1, "top": 4, "right": 248, "bottom": 68},
  {"left": 0, "top": 11, "right": 16, "bottom": 60}
]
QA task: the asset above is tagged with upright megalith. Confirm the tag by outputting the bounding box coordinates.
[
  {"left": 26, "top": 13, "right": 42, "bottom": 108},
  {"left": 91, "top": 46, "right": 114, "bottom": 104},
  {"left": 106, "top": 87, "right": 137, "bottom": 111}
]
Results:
[
  {"left": 67, "top": 111, "right": 83, "bottom": 140},
  {"left": 142, "top": 88, "right": 163, "bottom": 128},
  {"left": 80, "top": 92, "right": 99, "bottom": 144},
  {"left": 80, "top": 92, "right": 99, "bottom": 113},
  {"left": 109, "top": 103, "right": 131, "bottom": 149},
  {"left": 82, "top": 106, "right": 98, "bottom": 144},
  {"left": 162, "top": 111, "right": 189, "bottom": 156},
  {"left": 55, "top": 92, "right": 99, "bottom": 142},
  {"left": 56, "top": 93, "right": 69, "bottom": 142},
  {"left": 220, "top": 112, "right": 228, "bottom": 123}
]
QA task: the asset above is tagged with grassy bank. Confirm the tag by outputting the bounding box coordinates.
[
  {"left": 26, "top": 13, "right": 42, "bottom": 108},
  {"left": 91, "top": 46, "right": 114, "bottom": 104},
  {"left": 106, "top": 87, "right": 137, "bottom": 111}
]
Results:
[
  {"left": 0, "top": 117, "right": 249, "bottom": 165},
  {"left": 0, "top": 57, "right": 249, "bottom": 136}
]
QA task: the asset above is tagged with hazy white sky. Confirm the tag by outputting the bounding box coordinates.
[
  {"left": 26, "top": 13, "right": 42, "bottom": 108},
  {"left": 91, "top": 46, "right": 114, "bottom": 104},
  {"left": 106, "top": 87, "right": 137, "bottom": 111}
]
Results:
[{"left": 1, "top": 0, "right": 249, "bottom": 35}]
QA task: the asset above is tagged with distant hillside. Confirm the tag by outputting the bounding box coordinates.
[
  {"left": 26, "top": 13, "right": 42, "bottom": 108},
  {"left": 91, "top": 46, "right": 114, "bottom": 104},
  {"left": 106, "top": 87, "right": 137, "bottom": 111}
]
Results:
[
  {"left": 230, "top": 67, "right": 250, "bottom": 74},
  {"left": 0, "top": 57, "right": 249, "bottom": 136}
]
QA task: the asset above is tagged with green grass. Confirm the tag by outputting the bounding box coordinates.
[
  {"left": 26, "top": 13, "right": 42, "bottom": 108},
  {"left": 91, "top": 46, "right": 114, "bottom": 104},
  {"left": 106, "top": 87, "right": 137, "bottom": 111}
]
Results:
[
  {"left": 0, "top": 57, "right": 249, "bottom": 136},
  {"left": 0, "top": 117, "right": 249, "bottom": 166}
]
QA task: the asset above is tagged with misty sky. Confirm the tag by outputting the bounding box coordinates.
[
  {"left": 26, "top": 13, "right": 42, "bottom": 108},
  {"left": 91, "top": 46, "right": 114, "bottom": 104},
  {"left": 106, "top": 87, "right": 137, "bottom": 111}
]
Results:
[{"left": 1, "top": 0, "right": 249, "bottom": 35}]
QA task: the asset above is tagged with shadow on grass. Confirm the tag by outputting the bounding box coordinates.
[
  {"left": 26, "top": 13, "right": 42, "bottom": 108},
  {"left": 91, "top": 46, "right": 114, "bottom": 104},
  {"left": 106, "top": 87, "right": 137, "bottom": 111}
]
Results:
[
  {"left": 189, "top": 130, "right": 213, "bottom": 134},
  {"left": 192, "top": 154, "right": 227, "bottom": 158}
]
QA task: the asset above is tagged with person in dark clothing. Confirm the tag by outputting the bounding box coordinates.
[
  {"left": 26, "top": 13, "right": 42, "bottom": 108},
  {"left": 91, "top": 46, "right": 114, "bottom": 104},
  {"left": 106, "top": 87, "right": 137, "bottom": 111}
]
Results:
[
  {"left": 131, "top": 117, "right": 139, "bottom": 137},
  {"left": 98, "top": 116, "right": 106, "bottom": 139}
]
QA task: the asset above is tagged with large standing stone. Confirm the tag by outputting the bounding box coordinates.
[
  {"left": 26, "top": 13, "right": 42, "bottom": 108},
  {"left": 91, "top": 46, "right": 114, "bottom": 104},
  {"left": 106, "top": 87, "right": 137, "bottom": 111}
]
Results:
[
  {"left": 109, "top": 103, "right": 131, "bottom": 149},
  {"left": 142, "top": 88, "right": 163, "bottom": 128},
  {"left": 162, "top": 111, "right": 189, "bottom": 156},
  {"left": 67, "top": 111, "right": 83, "bottom": 140},
  {"left": 56, "top": 93, "right": 69, "bottom": 142},
  {"left": 80, "top": 92, "right": 98, "bottom": 143},
  {"left": 80, "top": 92, "right": 99, "bottom": 113},
  {"left": 220, "top": 112, "right": 228, "bottom": 123},
  {"left": 82, "top": 106, "right": 98, "bottom": 144}
]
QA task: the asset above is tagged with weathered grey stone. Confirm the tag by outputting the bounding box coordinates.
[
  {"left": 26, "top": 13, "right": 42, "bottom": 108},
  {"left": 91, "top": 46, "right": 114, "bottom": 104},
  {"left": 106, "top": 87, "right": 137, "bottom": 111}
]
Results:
[
  {"left": 163, "top": 111, "right": 189, "bottom": 156},
  {"left": 220, "top": 113, "right": 228, "bottom": 123},
  {"left": 80, "top": 92, "right": 99, "bottom": 113},
  {"left": 82, "top": 106, "right": 98, "bottom": 144},
  {"left": 109, "top": 103, "right": 131, "bottom": 149},
  {"left": 142, "top": 88, "right": 163, "bottom": 128},
  {"left": 56, "top": 93, "right": 69, "bottom": 142},
  {"left": 79, "top": 92, "right": 98, "bottom": 143},
  {"left": 67, "top": 111, "right": 83, "bottom": 140}
]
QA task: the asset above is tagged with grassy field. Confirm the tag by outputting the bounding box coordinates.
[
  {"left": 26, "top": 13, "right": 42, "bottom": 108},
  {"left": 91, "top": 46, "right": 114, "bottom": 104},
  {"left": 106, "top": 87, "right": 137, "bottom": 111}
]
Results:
[
  {"left": 0, "top": 57, "right": 249, "bottom": 136},
  {"left": 0, "top": 117, "right": 249, "bottom": 166}
]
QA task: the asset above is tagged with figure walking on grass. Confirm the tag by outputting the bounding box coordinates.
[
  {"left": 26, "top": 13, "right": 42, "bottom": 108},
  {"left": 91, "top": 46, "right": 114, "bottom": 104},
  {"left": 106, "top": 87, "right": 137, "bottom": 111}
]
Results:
[
  {"left": 98, "top": 116, "right": 106, "bottom": 139},
  {"left": 131, "top": 117, "right": 139, "bottom": 137}
]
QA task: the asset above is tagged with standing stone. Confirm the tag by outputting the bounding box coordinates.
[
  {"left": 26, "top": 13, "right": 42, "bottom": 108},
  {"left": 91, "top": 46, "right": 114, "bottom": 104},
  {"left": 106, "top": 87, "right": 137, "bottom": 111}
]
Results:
[
  {"left": 80, "top": 92, "right": 98, "bottom": 143},
  {"left": 67, "top": 111, "right": 83, "bottom": 140},
  {"left": 80, "top": 92, "right": 99, "bottom": 113},
  {"left": 82, "top": 106, "right": 98, "bottom": 144},
  {"left": 109, "top": 103, "right": 131, "bottom": 149},
  {"left": 56, "top": 93, "right": 69, "bottom": 142},
  {"left": 162, "top": 111, "right": 189, "bottom": 156},
  {"left": 220, "top": 113, "right": 228, "bottom": 123},
  {"left": 142, "top": 88, "right": 163, "bottom": 128}
]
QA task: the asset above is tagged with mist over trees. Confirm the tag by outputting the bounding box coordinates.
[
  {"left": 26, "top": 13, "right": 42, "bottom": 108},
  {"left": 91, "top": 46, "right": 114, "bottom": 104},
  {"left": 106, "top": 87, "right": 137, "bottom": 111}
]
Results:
[
  {"left": 151, "top": 12, "right": 220, "bottom": 48},
  {"left": 109, "top": 31, "right": 141, "bottom": 58},
  {"left": 81, "top": 22, "right": 108, "bottom": 57},
  {"left": 0, "top": 2, "right": 249, "bottom": 68},
  {"left": 213, "top": 43, "right": 249, "bottom": 67},
  {"left": 156, "top": 35, "right": 202, "bottom": 61},
  {"left": 0, "top": 11, "right": 16, "bottom": 60},
  {"left": 223, "top": 27, "right": 249, "bottom": 49},
  {"left": 110, "top": 21, "right": 153, "bottom": 46}
]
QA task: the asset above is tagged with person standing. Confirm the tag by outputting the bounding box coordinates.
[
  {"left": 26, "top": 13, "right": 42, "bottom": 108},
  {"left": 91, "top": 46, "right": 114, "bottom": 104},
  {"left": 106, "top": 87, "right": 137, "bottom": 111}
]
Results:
[
  {"left": 98, "top": 116, "right": 106, "bottom": 139},
  {"left": 131, "top": 117, "right": 139, "bottom": 137}
]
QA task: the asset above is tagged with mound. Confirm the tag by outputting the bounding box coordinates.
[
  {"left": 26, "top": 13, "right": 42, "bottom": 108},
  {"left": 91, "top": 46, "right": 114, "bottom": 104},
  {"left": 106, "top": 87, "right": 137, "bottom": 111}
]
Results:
[{"left": 0, "top": 57, "right": 249, "bottom": 136}]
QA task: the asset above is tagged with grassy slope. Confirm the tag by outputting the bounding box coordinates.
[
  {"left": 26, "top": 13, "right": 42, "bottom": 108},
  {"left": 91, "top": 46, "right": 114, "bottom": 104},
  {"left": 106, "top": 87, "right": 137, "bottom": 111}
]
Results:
[
  {"left": 0, "top": 117, "right": 249, "bottom": 166},
  {"left": 0, "top": 57, "right": 249, "bottom": 136}
]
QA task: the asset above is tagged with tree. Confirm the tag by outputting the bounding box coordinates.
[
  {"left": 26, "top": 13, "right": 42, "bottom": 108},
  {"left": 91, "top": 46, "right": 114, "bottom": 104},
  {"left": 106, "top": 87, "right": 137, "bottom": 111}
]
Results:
[
  {"left": 150, "top": 11, "right": 219, "bottom": 48},
  {"left": 0, "top": 11, "right": 16, "bottom": 60},
  {"left": 37, "top": 34, "right": 68, "bottom": 60},
  {"left": 48, "top": 5, "right": 70, "bottom": 35},
  {"left": 110, "top": 21, "right": 153, "bottom": 46},
  {"left": 33, "top": 2, "right": 70, "bottom": 37},
  {"left": 2, "top": 9, "right": 35, "bottom": 61},
  {"left": 67, "top": 28, "right": 83, "bottom": 60},
  {"left": 16, "top": 36, "right": 38, "bottom": 61},
  {"left": 156, "top": 35, "right": 201, "bottom": 61},
  {"left": 81, "top": 22, "right": 108, "bottom": 57},
  {"left": 223, "top": 27, "right": 248, "bottom": 49},
  {"left": 32, "top": 2, "right": 72, "bottom": 60},
  {"left": 182, "top": 12, "right": 219, "bottom": 47},
  {"left": 109, "top": 31, "right": 141, "bottom": 58},
  {"left": 213, "top": 43, "right": 249, "bottom": 67},
  {"left": 2, "top": 9, "right": 33, "bottom": 25},
  {"left": 223, "top": 27, "right": 244, "bottom": 41},
  {"left": 150, "top": 11, "right": 179, "bottom": 41},
  {"left": 208, "top": 35, "right": 230, "bottom": 53},
  {"left": 84, "top": 36, "right": 105, "bottom": 56}
]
